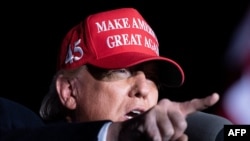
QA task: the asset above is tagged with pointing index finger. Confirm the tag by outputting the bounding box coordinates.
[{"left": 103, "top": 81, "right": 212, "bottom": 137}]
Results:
[{"left": 180, "top": 93, "right": 220, "bottom": 116}]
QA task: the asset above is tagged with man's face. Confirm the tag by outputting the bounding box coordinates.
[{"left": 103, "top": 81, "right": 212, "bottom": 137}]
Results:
[{"left": 71, "top": 62, "right": 159, "bottom": 122}]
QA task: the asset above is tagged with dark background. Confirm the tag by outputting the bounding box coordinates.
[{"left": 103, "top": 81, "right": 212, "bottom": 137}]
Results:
[{"left": 1, "top": 0, "right": 249, "bottom": 115}]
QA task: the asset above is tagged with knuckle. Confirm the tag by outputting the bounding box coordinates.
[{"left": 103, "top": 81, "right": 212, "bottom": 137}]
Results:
[
  {"left": 165, "top": 128, "right": 174, "bottom": 137},
  {"left": 177, "top": 120, "right": 188, "bottom": 131}
]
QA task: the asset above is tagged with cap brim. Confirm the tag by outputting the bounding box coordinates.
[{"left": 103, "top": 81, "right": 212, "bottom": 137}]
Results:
[{"left": 88, "top": 52, "right": 185, "bottom": 87}]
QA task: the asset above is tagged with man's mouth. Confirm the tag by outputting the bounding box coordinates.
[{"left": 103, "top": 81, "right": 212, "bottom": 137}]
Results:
[{"left": 125, "top": 109, "right": 143, "bottom": 119}]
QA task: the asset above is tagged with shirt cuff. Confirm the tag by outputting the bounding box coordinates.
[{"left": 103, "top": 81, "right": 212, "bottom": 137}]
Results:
[{"left": 97, "top": 121, "right": 112, "bottom": 141}]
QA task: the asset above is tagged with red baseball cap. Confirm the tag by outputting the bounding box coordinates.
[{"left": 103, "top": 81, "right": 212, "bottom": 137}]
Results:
[{"left": 57, "top": 8, "right": 185, "bottom": 87}]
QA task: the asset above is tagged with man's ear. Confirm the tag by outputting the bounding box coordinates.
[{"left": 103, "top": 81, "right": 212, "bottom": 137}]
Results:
[{"left": 56, "top": 74, "right": 76, "bottom": 110}]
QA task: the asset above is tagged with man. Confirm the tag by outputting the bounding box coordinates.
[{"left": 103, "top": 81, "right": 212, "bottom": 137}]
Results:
[
  {"left": 1, "top": 7, "right": 225, "bottom": 141},
  {"left": 38, "top": 7, "right": 221, "bottom": 140}
]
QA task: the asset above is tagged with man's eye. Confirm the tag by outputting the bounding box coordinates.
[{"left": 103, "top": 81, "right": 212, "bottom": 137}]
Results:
[
  {"left": 110, "top": 69, "right": 129, "bottom": 74},
  {"left": 106, "top": 69, "right": 132, "bottom": 78}
]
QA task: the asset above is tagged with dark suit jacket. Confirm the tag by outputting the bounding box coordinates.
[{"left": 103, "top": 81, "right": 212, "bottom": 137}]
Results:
[{"left": 0, "top": 97, "right": 108, "bottom": 141}]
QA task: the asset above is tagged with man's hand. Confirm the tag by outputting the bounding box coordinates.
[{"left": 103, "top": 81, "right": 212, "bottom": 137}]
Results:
[{"left": 108, "top": 93, "right": 220, "bottom": 141}]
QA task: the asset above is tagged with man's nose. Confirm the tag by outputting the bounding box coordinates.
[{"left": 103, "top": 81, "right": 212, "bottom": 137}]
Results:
[{"left": 129, "top": 71, "right": 150, "bottom": 98}]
